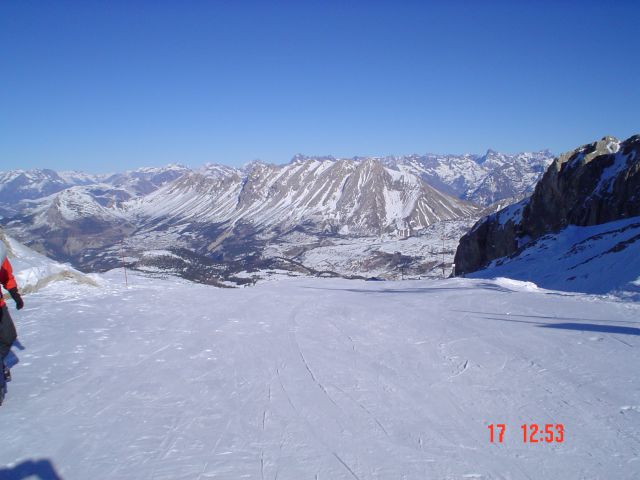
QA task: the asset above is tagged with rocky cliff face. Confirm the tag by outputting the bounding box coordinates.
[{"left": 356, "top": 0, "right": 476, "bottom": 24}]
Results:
[
  {"left": 454, "top": 134, "right": 640, "bottom": 275},
  {"left": 135, "top": 157, "right": 478, "bottom": 236}
]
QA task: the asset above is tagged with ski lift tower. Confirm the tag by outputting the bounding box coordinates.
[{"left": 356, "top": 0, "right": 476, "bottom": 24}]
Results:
[{"left": 440, "top": 222, "right": 447, "bottom": 278}]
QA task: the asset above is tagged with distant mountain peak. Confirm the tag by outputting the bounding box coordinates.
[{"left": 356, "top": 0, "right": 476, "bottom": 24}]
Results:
[
  {"left": 241, "top": 159, "right": 271, "bottom": 171},
  {"left": 289, "top": 154, "right": 338, "bottom": 164}
]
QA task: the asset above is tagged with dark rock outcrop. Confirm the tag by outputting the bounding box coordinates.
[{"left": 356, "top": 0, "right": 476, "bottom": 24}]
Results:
[{"left": 454, "top": 134, "right": 640, "bottom": 275}]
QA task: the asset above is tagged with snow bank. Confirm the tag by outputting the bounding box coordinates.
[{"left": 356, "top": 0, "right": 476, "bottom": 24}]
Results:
[
  {"left": 472, "top": 216, "right": 640, "bottom": 298},
  {"left": 493, "top": 277, "right": 540, "bottom": 292},
  {"left": 0, "top": 231, "right": 98, "bottom": 294}
]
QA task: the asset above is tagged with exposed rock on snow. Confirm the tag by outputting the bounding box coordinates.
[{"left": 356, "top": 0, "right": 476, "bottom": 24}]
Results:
[
  {"left": 472, "top": 217, "right": 640, "bottom": 297},
  {"left": 455, "top": 134, "right": 640, "bottom": 295}
]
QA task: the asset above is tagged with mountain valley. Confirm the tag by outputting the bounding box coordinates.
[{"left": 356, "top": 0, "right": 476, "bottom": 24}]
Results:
[{"left": 1, "top": 150, "right": 554, "bottom": 283}]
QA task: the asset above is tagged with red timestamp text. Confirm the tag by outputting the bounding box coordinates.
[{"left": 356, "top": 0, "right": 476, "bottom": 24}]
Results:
[{"left": 488, "top": 423, "right": 564, "bottom": 443}]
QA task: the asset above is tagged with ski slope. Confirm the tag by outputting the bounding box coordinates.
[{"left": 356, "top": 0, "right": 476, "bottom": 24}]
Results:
[
  {"left": 469, "top": 216, "right": 640, "bottom": 298},
  {"left": 1, "top": 273, "right": 639, "bottom": 479}
]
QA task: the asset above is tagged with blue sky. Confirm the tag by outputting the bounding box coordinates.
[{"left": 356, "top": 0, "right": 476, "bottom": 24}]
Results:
[{"left": 1, "top": 1, "right": 638, "bottom": 172}]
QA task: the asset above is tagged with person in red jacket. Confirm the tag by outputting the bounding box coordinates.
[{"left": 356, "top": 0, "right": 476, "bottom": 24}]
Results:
[{"left": 0, "top": 241, "right": 24, "bottom": 401}]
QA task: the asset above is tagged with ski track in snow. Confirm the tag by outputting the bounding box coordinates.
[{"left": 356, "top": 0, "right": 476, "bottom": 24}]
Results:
[{"left": 1, "top": 272, "right": 640, "bottom": 479}]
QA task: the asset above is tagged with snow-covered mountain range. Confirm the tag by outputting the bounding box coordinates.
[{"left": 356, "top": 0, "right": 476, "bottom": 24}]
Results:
[
  {"left": 386, "top": 149, "right": 553, "bottom": 206},
  {"left": 0, "top": 164, "right": 190, "bottom": 208},
  {"left": 0, "top": 149, "right": 553, "bottom": 281},
  {"left": 135, "top": 158, "right": 477, "bottom": 235},
  {"left": 1, "top": 149, "right": 553, "bottom": 211},
  {"left": 292, "top": 149, "right": 553, "bottom": 206}
]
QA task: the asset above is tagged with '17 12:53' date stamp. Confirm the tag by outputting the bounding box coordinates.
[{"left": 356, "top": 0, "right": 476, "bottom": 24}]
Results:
[{"left": 488, "top": 424, "right": 564, "bottom": 443}]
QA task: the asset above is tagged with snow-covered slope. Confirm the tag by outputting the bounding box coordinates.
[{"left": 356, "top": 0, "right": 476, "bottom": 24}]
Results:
[
  {"left": 0, "top": 230, "right": 97, "bottom": 293},
  {"left": 135, "top": 157, "right": 477, "bottom": 235},
  {"left": 1, "top": 273, "right": 638, "bottom": 479},
  {"left": 469, "top": 216, "right": 640, "bottom": 297}
]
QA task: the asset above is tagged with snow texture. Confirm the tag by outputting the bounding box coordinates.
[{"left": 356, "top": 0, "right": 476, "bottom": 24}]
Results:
[
  {"left": 1, "top": 272, "right": 639, "bottom": 479},
  {"left": 474, "top": 216, "right": 640, "bottom": 298}
]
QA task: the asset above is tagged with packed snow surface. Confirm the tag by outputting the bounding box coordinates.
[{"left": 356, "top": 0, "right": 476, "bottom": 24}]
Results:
[
  {"left": 474, "top": 216, "right": 640, "bottom": 297},
  {"left": 2, "top": 273, "right": 639, "bottom": 479}
]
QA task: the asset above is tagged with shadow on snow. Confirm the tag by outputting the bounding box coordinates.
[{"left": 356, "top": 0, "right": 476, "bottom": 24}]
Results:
[
  {"left": 6, "top": 339, "right": 26, "bottom": 369},
  {"left": 0, "top": 459, "right": 63, "bottom": 480},
  {"left": 476, "top": 315, "right": 640, "bottom": 337},
  {"left": 301, "top": 282, "right": 514, "bottom": 295},
  {"left": 539, "top": 322, "right": 640, "bottom": 336},
  {"left": 454, "top": 310, "right": 640, "bottom": 325}
]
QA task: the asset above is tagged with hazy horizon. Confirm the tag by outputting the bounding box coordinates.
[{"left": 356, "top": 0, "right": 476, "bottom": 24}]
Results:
[{"left": 0, "top": 143, "right": 563, "bottom": 175}]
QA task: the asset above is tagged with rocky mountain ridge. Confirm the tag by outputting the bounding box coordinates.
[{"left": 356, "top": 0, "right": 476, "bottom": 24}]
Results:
[
  {"left": 1, "top": 148, "right": 553, "bottom": 209},
  {"left": 2, "top": 159, "right": 477, "bottom": 280},
  {"left": 135, "top": 158, "right": 477, "bottom": 235},
  {"left": 454, "top": 134, "right": 640, "bottom": 281},
  {"left": 290, "top": 149, "right": 553, "bottom": 206}
]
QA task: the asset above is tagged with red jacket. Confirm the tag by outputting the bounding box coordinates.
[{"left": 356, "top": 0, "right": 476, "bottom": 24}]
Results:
[{"left": 0, "top": 258, "right": 18, "bottom": 308}]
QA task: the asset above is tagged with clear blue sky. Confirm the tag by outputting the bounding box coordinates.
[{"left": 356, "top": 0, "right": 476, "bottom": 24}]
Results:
[{"left": 1, "top": 0, "right": 638, "bottom": 172}]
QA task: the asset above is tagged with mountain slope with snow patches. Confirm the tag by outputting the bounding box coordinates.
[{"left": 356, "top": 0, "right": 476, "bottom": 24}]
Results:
[
  {"left": 455, "top": 134, "right": 640, "bottom": 294},
  {"left": 3, "top": 158, "right": 481, "bottom": 279},
  {"left": 134, "top": 157, "right": 477, "bottom": 234},
  {"left": 389, "top": 149, "right": 553, "bottom": 205}
]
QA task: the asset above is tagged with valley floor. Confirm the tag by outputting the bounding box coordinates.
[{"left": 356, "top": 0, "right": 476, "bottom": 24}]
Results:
[{"left": 1, "top": 273, "right": 639, "bottom": 479}]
